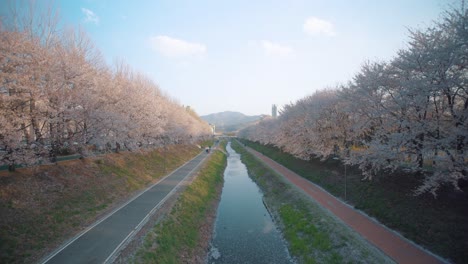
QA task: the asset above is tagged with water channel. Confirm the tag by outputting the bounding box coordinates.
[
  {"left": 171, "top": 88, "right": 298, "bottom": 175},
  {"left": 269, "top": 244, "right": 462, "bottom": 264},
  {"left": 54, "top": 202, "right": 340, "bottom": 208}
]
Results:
[{"left": 208, "top": 142, "right": 292, "bottom": 264}]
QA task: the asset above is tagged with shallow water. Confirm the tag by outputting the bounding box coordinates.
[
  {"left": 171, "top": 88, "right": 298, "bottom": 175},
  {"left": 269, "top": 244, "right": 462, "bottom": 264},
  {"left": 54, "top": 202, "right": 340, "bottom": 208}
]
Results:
[{"left": 208, "top": 142, "right": 292, "bottom": 264}]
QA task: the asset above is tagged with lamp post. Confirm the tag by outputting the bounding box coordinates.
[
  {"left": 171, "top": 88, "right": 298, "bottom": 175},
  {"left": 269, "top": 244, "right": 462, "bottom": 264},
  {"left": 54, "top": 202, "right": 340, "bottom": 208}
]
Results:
[
  {"left": 344, "top": 162, "right": 347, "bottom": 201},
  {"left": 333, "top": 157, "right": 347, "bottom": 201},
  {"left": 163, "top": 145, "right": 166, "bottom": 174}
]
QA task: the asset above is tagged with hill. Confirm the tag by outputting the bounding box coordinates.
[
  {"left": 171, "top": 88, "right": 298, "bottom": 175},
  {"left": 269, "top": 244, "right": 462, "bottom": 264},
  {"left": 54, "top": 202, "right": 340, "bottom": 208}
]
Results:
[{"left": 201, "top": 111, "right": 264, "bottom": 133}]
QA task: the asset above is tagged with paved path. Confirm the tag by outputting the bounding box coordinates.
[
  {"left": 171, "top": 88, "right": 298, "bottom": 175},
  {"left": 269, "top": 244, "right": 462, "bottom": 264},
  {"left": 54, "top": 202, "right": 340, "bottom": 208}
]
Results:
[
  {"left": 41, "top": 151, "right": 209, "bottom": 264},
  {"left": 243, "top": 145, "right": 446, "bottom": 264}
]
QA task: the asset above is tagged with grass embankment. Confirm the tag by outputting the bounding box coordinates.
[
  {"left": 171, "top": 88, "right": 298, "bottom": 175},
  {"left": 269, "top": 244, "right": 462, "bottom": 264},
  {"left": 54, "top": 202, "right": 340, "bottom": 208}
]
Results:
[
  {"left": 0, "top": 144, "right": 204, "bottom": 263},
  {"left": 133, "top": 142, "right": 227, "bottom": 264},
  {"left": 231, "top": 140, "right": 392, "bottom": 264},
  {"left": 239, "top": 139, "right": 468, "bottom": 264}
]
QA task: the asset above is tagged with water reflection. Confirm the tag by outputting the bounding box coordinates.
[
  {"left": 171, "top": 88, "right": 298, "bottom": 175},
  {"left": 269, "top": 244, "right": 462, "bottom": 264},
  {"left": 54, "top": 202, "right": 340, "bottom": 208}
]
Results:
[{"left": 209, "top": 142, "right": 292, "bottom": 264}]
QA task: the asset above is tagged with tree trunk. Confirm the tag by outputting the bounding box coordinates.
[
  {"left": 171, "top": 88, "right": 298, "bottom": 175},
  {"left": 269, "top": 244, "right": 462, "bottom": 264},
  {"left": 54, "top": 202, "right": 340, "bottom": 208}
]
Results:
[
  {"left": 49, "top": 123, "right": 58, "bottom": 162},
  {"left": 30, "top": 98, "right": 42, "bottom": 144},
  {"left": 115, "top": 142, "right": 121, "bottom": 153},
  {"left": 415, "top": 133, "right": 424, "bottom": 169},
  {"left": 21, "top": 123, "right": 31, "bottom": 144}
]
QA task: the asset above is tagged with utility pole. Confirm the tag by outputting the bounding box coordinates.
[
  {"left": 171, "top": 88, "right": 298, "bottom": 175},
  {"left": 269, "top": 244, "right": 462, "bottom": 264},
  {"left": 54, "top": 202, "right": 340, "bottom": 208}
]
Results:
[{"left": 344, "top": 163, "right": 347, "bottom": 200}]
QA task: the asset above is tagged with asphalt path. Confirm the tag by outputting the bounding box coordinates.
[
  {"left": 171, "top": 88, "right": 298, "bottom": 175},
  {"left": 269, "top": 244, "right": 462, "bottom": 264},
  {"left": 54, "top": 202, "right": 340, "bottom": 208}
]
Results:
[{"left": 41, "top": 151, "right": 209, "bottom": 264}]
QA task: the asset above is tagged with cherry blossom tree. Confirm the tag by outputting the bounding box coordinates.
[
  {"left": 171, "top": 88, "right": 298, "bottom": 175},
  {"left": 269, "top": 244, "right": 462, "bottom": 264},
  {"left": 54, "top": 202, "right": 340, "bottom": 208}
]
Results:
[
  {"left": 1, "top": 1, "right": 212, "bottom": 170},
  {"left": 240, "top": 5, "right": 467, "bottom": 195}
]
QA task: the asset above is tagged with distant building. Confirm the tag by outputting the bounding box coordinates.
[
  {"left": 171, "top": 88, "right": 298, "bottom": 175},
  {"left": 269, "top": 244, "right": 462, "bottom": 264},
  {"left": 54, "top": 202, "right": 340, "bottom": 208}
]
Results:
[
  {"left": 272, "top": 104, "right": 277, "bottom": 118},
  {"left": 209, "top": 123, "right": 216, "bottom": 135}
]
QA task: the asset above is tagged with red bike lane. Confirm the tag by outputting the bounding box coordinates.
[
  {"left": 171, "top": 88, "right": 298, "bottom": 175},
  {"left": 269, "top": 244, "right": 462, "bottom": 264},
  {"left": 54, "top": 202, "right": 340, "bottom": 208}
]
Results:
[{"left": 245, "top": 146, "right": 446, "bottom": 264}]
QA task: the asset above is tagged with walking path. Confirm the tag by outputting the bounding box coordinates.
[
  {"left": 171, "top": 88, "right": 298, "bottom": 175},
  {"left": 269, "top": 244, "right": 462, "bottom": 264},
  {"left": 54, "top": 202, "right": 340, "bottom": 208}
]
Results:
[
  {"left": 243, "top": 145, "right": 446, "bottom": 264},
  {"left": 41, "top": 151, "right": 210, "bottom": 264}
]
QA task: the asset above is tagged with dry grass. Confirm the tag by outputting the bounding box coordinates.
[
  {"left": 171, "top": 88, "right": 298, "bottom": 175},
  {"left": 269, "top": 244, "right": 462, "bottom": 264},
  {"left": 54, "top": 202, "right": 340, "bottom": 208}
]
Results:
[{"left": 0, "top": 144, "right": 202, "bottom": 263}]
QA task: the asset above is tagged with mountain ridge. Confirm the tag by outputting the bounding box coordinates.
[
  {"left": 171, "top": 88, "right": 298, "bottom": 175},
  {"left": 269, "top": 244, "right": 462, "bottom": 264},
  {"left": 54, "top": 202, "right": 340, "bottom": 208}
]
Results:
[{"left": 201, "top": 111, "right": 265, "bottom": 133}]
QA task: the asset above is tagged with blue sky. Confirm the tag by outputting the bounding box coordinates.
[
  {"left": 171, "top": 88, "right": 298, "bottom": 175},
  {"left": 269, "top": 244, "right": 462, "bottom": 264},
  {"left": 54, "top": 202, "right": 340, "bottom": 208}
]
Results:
[{"left": 2, "top": 0, "right": 452, "bottom": 115}]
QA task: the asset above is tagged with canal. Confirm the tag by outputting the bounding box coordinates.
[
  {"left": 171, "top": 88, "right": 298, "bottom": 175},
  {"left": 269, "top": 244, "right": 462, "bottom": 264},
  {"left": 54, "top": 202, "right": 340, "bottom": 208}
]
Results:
[{"left": 208, "top": 142, "right": 292, "bottom": 264}]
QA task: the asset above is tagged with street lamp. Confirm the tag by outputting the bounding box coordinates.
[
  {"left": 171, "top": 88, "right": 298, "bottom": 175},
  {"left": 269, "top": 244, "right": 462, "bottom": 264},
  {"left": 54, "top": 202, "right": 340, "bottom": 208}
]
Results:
[
  {"left": 333, "top": 157, "right": 347, "bottom": 201},
  {"left": 344, "top": 162, "right": 347, "bottom": 200},
  {"left": 163, "top": 145, "right": 167, "bottom": 174}
]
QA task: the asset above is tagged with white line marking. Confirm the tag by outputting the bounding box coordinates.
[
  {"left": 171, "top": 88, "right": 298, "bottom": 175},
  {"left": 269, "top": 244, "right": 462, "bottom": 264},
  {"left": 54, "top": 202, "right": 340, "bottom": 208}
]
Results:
[
  {"left": 104, "top": 152, "right": 209, "bottom": 263},
  {"left": 40, "top": 151, "right": 206, "bottom": 264}
]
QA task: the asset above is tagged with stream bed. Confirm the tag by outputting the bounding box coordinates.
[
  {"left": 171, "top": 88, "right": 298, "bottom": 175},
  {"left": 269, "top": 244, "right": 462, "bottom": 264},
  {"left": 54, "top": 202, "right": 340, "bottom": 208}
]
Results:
[{"left": 208, "top": 142, "right": 292, "bottom": 264}]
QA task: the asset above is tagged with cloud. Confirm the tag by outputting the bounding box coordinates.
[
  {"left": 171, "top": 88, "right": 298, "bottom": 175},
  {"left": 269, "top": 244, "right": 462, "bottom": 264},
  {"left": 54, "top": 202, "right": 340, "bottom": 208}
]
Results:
[
  {"left": 81, "top": 8, "right": 99, "bottom": 25},
  {"left": 149, "top": 35, "right": 207, "bottom": 58},
  {"left": 261, "top": 40, "right": 294, "bottom": 57},
  {"left": 303, "top": 17, "right": 335, "bottom": 36}
]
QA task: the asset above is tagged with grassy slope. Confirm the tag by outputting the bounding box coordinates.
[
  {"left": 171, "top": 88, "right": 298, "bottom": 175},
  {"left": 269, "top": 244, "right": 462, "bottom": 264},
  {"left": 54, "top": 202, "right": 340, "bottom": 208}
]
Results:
[
  {"left": 240, "top": 139, "right": 468, "bottom": 264},
  {"left": 0, "top": 144, "right": 202, "bottom": 263},
  {"left": 231, "top": 140, "right": 393, "bottom": 264},
  {"left": 133, "top": 142, "right": 227, "bottom": 263}
]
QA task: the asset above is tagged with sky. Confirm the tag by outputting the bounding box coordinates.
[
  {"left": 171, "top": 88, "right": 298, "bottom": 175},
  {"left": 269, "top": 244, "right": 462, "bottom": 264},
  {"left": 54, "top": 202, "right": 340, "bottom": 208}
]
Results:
[{"left": 1, "top": 0, "right": 454, "bottom": 116}]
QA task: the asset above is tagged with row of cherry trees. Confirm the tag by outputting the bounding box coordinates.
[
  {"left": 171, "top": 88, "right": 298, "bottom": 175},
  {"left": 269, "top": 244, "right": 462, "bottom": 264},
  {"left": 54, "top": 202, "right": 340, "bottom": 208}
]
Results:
[
  {"left": 0, "top": 3, "right": 212, "bottom": 170},
  {"left": 239, "top": 7, "right": 468, "bottom": 195}
]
